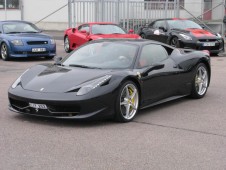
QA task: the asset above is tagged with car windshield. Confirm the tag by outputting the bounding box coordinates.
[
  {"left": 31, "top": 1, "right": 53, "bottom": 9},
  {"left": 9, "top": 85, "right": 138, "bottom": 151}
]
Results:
[
  {"left": 63, "top": 42, "right": 138, "bottom": 69},
  {"left": 167, "top": 20, "right": 202, "bottom": 30},
  {"left": 2, "top": 22, "right": 40, "bottom": 34},
  {"left": 91, "top": 24, "right": 126, "bottom": 34}
]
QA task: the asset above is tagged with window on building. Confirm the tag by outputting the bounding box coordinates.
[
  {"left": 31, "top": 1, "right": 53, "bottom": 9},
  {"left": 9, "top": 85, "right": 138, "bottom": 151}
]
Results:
[
  {"left": 144, "top": 0, "right": 184, "bottom": 10},
  {"left": 0, "top": 0, "right": 20, "bottom": 9}
]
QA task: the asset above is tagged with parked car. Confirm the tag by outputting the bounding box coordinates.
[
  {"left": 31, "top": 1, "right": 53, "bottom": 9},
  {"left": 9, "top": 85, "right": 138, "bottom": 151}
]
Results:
[
  {"left": 8, "top": 39, "right": 210, "bottom": 122},
  {"left": 0, "top": 20, "right": 56, "bottom": 61},
  {"left": 64, "top": 22, "right": 140, "bottom": 53},
  {"left": 138, "top": 18, "right": 224, "bottom": 55}
]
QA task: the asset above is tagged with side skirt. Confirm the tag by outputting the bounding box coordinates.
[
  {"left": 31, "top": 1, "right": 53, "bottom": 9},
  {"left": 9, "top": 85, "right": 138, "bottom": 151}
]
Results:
[{"left": 140, "top": 95, "right": 188, "bottom": 110}]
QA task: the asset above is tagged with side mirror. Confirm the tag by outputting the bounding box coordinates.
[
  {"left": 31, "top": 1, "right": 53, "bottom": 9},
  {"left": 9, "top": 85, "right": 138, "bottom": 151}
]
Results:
[
  {"left": 129, "top": 29, "right": 134, "bottom": 34},
  {"left": 0, "top": 31, "right": 2, "bottom": 34},
  {"left": 159, "top": 27, "right": 167, "bottom": 32},
  {"left": 80, "top": 30, "right": 87, "bottom": 34},
  {"left": 54, "top": 56, "right": 63, "bottom": 65},
  {"left": 72, "top": 28, "right": 76, "bottom": 33},
  {"left": 141, "top": 63, "right": 165, "bottom": 77}
]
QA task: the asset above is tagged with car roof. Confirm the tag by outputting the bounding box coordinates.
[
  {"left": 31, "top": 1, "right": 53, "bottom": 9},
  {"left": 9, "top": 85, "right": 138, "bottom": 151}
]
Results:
[
  {"left": 153, "top": 18, "right": 188, "bottom": 22},
  {"left": 0, "top": 20, "right": 33, "bottom": 24},
  {"left": 81, "top": 22, "right": 116, "bottom": 25}
]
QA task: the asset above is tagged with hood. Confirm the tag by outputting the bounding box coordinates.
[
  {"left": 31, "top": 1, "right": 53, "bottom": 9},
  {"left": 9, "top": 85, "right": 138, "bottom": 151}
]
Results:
[
  {"left": 4, "top": 33, "right": 52, "bottom": 40},
  {"left": 90, "top": 34, "right": 140, "bottom": 40},
  {"left": 21, "top": 64, "right": 112, "bottom": 93},
  {"left": 172, "top": 28, "right": 216, "bottom": 38},
  {"left": 185, "top": 28, "right": 215, "bottom": 38}
]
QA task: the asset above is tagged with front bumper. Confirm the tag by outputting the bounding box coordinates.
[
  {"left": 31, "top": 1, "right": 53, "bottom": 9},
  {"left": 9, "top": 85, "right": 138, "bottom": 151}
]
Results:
[
  {"left": 9, "top": 44, "right": 56, "bottom": 58},
  {"left": 8, "top": 86, "right": 116, "bottom": 119},
  {"left": 179, "top": 39, "right": 224, "bottom": 54}
]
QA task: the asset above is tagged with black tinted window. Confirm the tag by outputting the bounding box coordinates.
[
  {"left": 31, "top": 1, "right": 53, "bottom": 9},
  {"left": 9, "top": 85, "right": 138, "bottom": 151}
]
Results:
[{"left": 138, "top": 44, "right": 168, "bottom": 68}]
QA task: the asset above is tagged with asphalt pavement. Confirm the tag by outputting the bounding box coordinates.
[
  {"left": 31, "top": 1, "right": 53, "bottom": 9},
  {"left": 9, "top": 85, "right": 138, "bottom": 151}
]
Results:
[{"left": 1, "top": 35, "right": 226, "bottom": 170}]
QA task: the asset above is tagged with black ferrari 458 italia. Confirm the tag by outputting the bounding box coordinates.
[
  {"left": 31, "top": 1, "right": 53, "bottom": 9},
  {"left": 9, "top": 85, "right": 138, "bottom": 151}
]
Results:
[
  {"left": 8, "top": 39, "right": 211, "bottom": 122},
  {"left": 138, "top": 18, "right": 224, "bottom": 55}
]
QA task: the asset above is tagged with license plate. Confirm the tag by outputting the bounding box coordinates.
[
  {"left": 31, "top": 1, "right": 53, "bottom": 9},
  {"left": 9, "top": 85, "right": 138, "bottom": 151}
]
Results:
[
  {"left": 32, "top": 48, "right": 46, "bottom": 52},
  {"left": 29, "top": 103, "right": 47, "bottom": 109},
  {"left": 203, "top": 42, "right": 215, "bottom": 46}
]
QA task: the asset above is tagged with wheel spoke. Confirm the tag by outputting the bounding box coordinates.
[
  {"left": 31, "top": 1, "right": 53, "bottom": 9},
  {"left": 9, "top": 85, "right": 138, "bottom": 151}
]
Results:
[
  {"left": 125, "top": 104, "right": 131, "bottom": 118},
  {"left": 125, "top": 86, "right": 130, "bottom": 98},
  {"left": 198, "top": 83, "right": 203, "bottom": 94},
  {"left": 130, "top": 89, "right": 137, "bottom": 99}
]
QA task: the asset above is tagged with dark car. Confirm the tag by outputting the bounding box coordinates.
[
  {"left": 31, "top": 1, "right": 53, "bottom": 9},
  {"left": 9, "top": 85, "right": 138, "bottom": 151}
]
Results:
[
  {"left": 0, "top": 20, "right": 56, "bottom": 61},
  {"left": 138, "top": 18, "right": 224, "bottom": 55},
  {"left": 8, "top": 39, "right": 210, "bottom": 122}
]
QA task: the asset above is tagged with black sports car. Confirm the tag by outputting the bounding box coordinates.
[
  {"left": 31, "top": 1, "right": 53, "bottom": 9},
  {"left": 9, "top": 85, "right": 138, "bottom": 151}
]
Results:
[
  {"left": 8, "top": 39, "right": 210, "bottom": 122},
  {"left": 138, "top": 18, "right": 224, "bottom": 55}
]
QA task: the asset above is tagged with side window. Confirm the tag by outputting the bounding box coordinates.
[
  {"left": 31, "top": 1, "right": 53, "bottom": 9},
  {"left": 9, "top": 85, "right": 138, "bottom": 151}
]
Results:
[
  {"left": 78, "top": 25, "right": 90, "bottom": 32},
  {"left": 148, "top": 21, "right": 155, "bottom": 28},
  {"left": 138, "top": 44, "right": 168, "bottom": 68},
  {"left": 153, "top": 21, "right": 166, "bottom": 29}
]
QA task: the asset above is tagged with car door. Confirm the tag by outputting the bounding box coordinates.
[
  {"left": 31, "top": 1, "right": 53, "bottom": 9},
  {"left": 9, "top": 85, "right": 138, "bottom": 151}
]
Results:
[
  {"left": 138, "top": 44, "right": 182, "bottom": 105},
  {"left": 71, "top": 24, "right": 90, "bottom": 47},
  {"left": 147, "top": 20, "right": 168, "bottom": 43}
]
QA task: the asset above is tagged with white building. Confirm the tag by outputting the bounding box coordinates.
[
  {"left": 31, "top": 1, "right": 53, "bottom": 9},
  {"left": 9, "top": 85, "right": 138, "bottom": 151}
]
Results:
[{"left": 0, "top": 0, "right": 225, "bottom": 31}]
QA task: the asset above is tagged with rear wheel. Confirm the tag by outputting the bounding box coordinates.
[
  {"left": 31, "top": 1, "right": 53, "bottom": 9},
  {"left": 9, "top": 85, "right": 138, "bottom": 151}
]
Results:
[
  {"left": 140, "top": 33, "right": 146, "bottom": 39},
  {"left": 1, "top": 43, "right": 9, "bottom": 61},
  {"left": 190, "top": 63, "right": 209, "bottom": 99},
  {"left": 115, "top": 81, "right": 139, "bottom": 122},
  {"left": 64, "top": 36, "right": 71, "bottom": 53}
]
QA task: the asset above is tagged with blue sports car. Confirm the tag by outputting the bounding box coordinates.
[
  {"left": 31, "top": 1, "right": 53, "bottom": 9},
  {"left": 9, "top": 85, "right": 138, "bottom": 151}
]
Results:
[{"left": 0, "top": 20, "right": 56, "bottom": 61}]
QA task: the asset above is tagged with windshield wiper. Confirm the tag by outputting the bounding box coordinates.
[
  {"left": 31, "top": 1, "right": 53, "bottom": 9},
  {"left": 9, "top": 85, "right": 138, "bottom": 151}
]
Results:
[{"left": 69, "top": 64, "right": 101, "bottom": 69}]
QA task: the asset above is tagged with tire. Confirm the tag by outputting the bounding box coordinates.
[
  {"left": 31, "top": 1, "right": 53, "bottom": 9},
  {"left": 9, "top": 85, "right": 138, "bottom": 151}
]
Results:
[
  {"left": 140, "top": 33, "right": 146, "bottom": 39},
  {"left": 115, "top": 81, "right": 139, "bottom": 122},
  {"left": 64, "top": 36, "right": 71, "bottom": 53},
  {"left": 170, "top": 37, "right": 180, "bottom": 48},
  {"left": 0, "top": 42, "right": 10, "bottom": 61},
  {"left": 190, "top": 63, "right": 209, "bottom": 99}
]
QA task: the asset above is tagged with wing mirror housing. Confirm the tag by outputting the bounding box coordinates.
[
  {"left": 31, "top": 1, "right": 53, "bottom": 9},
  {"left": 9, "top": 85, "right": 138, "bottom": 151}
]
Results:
[
  {"left": 54, "top": 56, "right": 63, "bottom": 65},
  {"left": 141, "top": 63, "right": 165, "bottom": 77},
  {"left": 72, "top": 28, "right": 76, "bottom": 33},
  {"left": 129, "top": 29, "right": 134, "bottom": 34}
]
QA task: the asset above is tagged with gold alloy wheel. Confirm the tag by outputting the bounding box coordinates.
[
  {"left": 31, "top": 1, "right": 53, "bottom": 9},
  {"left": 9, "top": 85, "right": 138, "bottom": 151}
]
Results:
[{"left": 120, "top": 84, "right": 139, "bottom": 120}]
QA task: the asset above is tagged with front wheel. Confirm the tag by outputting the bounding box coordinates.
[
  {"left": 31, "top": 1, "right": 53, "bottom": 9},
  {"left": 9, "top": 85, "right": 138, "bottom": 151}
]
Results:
[
  {"left": 170, "top": 37, "right": 180, "bottom": 48},
  {"left": 1, "top": 43, "right": 9, "bottom": 61},
  {"left": 190, "top": 63, "right": 209, "bottom": 99},
  {"left": 115, "top": 81, "right": 139, "bottom": 122}
]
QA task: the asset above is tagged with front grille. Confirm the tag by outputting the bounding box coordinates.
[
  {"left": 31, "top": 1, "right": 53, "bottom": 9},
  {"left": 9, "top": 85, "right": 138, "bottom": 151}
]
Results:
[
  {"left": 27, "top": 41, "right": 48, "bottom": 45},
  {"left": 9, "top": 98, "right": 80, "bottom": 117},
  {"left": 198, "top": 39, "right": 216, "bottom": 42},
  {"left": 27, "top": 51, "right": 49, "bottom": 55},
  {"left": 198, "top": 44, "right": 220, "bottom": 51}
]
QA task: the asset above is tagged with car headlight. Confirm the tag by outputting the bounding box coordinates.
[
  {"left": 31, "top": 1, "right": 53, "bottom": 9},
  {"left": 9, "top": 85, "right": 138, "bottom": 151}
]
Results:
[
  {"left": 11, "top": 40, "right": 23, "bottom": 46},
  {"left": 179, "top": 33, "right": 192, "bottom": 40},
  {"left": 216, "top": 33, "right": 222, "bottom": 38},
  {"left": 77, "top": 75, "right": 111, "bottom": 96},
  {"left": 11, "top": 69, "right": 29, "bottom": 89},
  {"left": 50, "top": 39, "right": 55, "bottom": 44}
]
